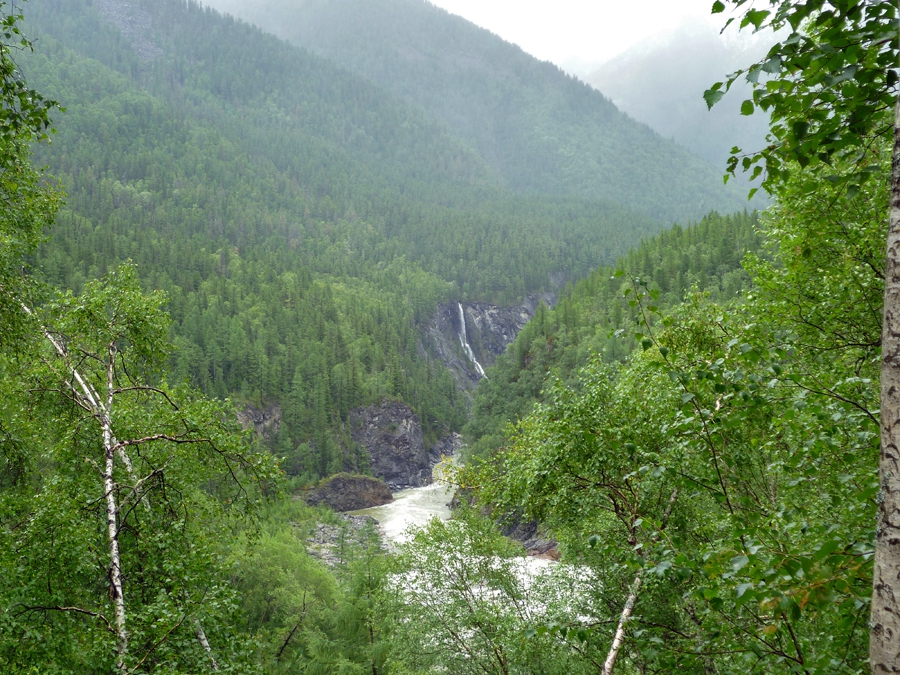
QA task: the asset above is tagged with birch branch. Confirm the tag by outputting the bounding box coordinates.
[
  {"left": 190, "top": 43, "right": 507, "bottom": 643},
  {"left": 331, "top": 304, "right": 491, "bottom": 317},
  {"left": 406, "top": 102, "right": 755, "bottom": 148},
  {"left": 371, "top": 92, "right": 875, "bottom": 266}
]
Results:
[
  {"left": 602, "top": 489, "right": 678, "bottom": 675},
  {"left": 22, "top": 303, "right": 132, "bottom": 667},
  {"left": 195, "top": 622, "right": 219, "bottom": 671},
  {"left": 14, "top": 604, "right": 115, "bottom": 634}
]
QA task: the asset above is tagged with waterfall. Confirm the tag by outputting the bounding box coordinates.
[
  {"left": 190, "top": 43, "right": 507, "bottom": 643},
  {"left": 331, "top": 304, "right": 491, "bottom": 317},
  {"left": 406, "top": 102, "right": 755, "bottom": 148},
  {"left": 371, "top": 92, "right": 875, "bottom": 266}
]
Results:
[{"left": 457, "top": 303, "right": 486, "bottom": 378}]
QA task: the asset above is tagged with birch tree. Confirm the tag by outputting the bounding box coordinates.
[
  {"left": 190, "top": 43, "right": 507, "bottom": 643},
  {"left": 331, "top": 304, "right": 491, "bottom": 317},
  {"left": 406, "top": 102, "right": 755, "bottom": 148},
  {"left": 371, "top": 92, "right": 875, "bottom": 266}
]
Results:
[
  {"left": 1, "top": 264, "right": 277, "bottom": 671},
  {"left": 705, "top": 1, "right": 900, "bottom": 670},
  {"left": 473, "top": 267, "right": 878, "bottom": 672}
]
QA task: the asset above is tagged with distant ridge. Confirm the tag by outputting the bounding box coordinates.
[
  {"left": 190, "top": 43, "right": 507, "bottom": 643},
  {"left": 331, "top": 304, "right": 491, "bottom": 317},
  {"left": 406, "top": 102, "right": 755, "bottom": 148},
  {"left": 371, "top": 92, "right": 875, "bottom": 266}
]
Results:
[
  {"left": 203, "top": 0, "right": 758, "bottom": 224},
  {"left": 584, "top": 19, "right": 772, "bottom": 168},
  {"left": 19, "top": 0, "right": 671, "bottom": 473}
]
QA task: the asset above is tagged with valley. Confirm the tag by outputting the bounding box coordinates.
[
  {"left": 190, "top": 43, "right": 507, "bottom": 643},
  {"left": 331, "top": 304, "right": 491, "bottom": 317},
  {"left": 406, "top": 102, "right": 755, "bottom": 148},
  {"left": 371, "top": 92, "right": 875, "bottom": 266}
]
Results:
[{"left": 0, "top": 0, "right": 889, "bottom": 672}]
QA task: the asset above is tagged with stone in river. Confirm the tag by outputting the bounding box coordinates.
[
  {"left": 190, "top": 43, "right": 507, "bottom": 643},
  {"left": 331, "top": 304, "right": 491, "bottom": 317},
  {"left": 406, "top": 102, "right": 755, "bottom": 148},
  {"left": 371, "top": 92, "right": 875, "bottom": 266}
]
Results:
[{"left": 303, "top": 473, "right": 393, "bottom": 512}]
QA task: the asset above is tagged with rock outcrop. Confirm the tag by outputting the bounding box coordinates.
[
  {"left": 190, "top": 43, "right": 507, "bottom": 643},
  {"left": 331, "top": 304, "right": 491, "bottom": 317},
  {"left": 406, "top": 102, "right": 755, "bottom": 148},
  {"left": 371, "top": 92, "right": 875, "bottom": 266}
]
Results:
[
  {"left": 429, "top": 432, "right": 463, "bottom": 463},
  {"left": 236, "top": 404, "right": 282, "bottom": 440},
  {"left": 303, "top": 473, "right": 393, "bottom": 512},
  {"left": 500, "top": 517, "right": 560, "bottom": 560},
  {"left": 349, "top": 400, "right": 432, "bottom": 489},
  {"left": 424, "top": 294, "right": 555, "bottom": 397},
  {"left": 94, "top": 0, "right": 163, "bottom": 61}
]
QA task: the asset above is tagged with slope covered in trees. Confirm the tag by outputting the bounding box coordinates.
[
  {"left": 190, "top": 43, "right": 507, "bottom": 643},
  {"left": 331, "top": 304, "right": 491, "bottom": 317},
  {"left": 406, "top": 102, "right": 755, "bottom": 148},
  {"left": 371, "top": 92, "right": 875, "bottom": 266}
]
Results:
[
  {"left": 1, "top": 0, "right": 893, "bottom": 670},
  {"left": 584, "top": 20, "right": 772, "bottom": 167},
  {"left": 464, "top": 210, "right": 761, "bottom": 458},
  {"left": 202, "top": 0, "right": 759, "bottom": 225},
  {"left": 20, "top": 0, "right": 664, "bottom": 480}
]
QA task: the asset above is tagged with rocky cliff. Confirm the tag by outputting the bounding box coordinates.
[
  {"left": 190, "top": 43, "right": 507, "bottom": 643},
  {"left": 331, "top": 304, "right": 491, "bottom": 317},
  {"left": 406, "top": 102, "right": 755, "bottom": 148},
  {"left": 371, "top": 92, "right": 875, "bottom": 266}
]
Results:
[
  {"left": 236, "top": 404, "right": 282, "bottom": 440},
  {"left": 424, "top": 295, "right": 555, "bottom": 396},
  {"left": 349, "top": 400, "right": 433, "bottom": 489},
  {"left": 94, "top": 0, "right": 163, "bottom": 61},
  {"left": 303, "top": 473, "right": 393, "bottom": 511}
]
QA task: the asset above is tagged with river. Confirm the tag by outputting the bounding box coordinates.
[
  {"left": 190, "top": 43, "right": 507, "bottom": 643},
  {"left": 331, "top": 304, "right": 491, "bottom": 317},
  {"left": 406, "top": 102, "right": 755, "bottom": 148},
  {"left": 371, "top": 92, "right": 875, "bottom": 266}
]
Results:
[{"left": 350, "top": 459, "right": 456, "bottom": 543}]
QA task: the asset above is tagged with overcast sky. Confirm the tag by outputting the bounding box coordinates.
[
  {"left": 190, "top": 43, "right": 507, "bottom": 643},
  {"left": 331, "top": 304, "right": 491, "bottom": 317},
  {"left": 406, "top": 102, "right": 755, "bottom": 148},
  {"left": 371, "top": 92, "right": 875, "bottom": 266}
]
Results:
[{"left": 427, "top": 0, "right": 732, "bottom": 71}]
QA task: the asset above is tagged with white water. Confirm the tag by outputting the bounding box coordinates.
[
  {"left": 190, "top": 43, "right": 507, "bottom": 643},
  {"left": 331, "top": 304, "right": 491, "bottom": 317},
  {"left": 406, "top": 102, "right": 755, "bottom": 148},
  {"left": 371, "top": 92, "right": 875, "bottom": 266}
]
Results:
[
  {"left": 351, "top": 481, "right": 455, "bottom": 543},
  {"left": 351, "top": 459, "right": 456, "bottom": 544},
  {"left": 457, "top": 302, "right": 486, "bottom": 378}
]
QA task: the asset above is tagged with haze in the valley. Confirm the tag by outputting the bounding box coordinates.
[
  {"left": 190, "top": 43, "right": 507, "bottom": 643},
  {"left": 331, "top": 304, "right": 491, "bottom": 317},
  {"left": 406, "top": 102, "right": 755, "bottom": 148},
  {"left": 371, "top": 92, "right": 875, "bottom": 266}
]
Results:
[
  {"left": 206, "top": 0, "right": 773, "bottom": 173},
  {"left": 578, "top": 19, "right": 773, "bottom": 167}
]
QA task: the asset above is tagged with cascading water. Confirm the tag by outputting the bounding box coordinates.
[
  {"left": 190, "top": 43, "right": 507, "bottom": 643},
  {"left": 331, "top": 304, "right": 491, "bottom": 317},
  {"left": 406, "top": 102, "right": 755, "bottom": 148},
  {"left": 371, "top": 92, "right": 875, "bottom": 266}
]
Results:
[
  {"left": 351, "top": 457, "right": 456, "bottom": 544},
  {"left": 457, "top": 302, "right": 486, "bottom": 378}
]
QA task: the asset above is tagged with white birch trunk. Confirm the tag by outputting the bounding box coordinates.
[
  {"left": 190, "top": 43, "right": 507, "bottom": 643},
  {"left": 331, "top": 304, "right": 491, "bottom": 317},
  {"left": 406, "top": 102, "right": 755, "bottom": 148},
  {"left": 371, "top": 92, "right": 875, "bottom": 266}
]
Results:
[
  {"left": 602, "top": 574, "right": 643, "bottom": 675},
  {"left": 602, "top": 490, "right": 678, "bottom": 675},
  {"left": 871, "top": 55, "right": 900, "bottom": 673},
  {"left": 24, "top": 304, "right": 131, "bottom": 666},
  {"left": 103, "top": 345, "right": 128, "bottom": 669},
  {"left": 195, "top": 622, "right": 219, "bottom": 671}
]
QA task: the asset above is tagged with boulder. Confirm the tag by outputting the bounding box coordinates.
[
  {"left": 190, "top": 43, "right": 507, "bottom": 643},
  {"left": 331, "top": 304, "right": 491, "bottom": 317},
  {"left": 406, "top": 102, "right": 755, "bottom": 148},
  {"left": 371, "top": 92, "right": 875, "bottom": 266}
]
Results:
[{"left": 303, "top": 473, "right": 393, "bottom": 512}]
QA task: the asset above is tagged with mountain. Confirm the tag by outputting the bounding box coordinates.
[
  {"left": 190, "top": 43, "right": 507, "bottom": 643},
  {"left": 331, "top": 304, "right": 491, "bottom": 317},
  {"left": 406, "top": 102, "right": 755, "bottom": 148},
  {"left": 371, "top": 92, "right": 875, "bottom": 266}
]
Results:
[
  {"left": 20, "top": 0, "right": 667, "bottom": 479},
  {"left": 463, "top": 210, "right": 762, "bottom": 459},
  {"left": 583, "top": 20, "right": 773, "bottom": 168},
  {"left": 200, "top": 0, "right": 758, "bottom": 224}
]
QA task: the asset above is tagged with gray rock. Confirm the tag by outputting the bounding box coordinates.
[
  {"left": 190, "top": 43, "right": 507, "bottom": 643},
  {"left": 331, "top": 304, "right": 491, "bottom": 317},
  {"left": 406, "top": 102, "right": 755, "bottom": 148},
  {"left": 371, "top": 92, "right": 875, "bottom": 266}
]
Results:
[
  {"left": 94, "top": 0, "right": 163, "bottom": 62},
  {"left": 429, "top": 431, "right": 463, "bottom": 463},
  {"left": 499, "top": 511, "right": 559, "bottom": 559},
  {"left": 237, "top": 403, "right": 282, "bottom": 440},
  {"left": 350, "top": 400, "right": 433, "bottom": 489},
  {"left": 303, "top": 473, "right": 393, "bottom": 512},
  {"left": 423, "top": 295, "right": 556, "bottom": 400}
]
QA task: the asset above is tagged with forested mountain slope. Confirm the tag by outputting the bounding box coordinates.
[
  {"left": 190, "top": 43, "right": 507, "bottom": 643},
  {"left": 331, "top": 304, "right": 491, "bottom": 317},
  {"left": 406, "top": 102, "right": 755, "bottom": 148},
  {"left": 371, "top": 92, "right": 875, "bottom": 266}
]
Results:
[
  {"left": 584, "top": 21, "right": 772, "bottom": 167},
  {"left": 20, "top": 0, "right": 664, "bottom": 480},
  {"left": 202, "top": 0, "right": 758, "bottom": 225},
  {"left": 464, "top": 211, "right": 762, "bottom": 458}
]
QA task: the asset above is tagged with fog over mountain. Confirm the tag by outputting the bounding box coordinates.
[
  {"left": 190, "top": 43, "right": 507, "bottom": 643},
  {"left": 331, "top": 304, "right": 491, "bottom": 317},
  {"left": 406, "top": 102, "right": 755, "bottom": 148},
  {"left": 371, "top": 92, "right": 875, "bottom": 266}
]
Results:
[
  {"left": 200, "top": 0, "right": 761, "bottom": 224},
  {"left": 581, "top": 20, "right": 773, "bottom": 168}
]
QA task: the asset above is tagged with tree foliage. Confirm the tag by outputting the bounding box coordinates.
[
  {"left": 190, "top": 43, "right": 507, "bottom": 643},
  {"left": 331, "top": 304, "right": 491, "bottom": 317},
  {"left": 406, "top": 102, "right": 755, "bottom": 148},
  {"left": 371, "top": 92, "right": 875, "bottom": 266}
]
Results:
[
  {"left": 707, "top": 0, "right": 897, "bottom": 193},
  {"left": 462, "top": 149, "right": 887, "bottom": 671}
]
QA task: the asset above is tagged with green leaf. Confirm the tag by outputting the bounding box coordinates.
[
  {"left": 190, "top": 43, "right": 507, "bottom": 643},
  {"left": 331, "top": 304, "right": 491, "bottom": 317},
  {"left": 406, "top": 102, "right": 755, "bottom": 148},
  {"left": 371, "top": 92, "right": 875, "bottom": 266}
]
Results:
[
  {"left": 745, "top": 9, "right": 770, "bottom": 29},
  {"left": 711, "top": 0, "right": 725, "bottom": 14},
  {"left": 760, "top": 55, "right": 782, "bottom": 73},
  {"left": 650, "top": 560, "right": 673, "bottom": 576},
  {"left": 731, "top": 555, "right": 750, "bottom": 572},
  {"left": 740, "top": 100, "right": 755, "bottom": 116},
  {"left": 791, "top": 120, "right": 809, "bottom": 140},
  {"left": 704, "top": 87, "right": 725, "bottom": 110}
]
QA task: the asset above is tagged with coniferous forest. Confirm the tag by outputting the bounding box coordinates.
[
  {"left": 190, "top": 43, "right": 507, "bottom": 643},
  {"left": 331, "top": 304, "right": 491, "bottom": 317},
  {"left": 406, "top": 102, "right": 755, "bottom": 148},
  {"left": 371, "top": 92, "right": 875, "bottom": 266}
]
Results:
[{"left": 0, "top": 0, "right": 897, "bottom": 673}]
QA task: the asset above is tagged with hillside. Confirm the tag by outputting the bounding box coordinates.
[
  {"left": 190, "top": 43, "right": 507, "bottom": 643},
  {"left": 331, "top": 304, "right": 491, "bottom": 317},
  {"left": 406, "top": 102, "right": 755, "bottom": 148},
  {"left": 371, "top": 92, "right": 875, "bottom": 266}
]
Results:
[
  {"left": 202, "top": 0, "right": 758, "bottom": 225},
  {"left": 584, "top": 20, "right": 772, "bottom": 167},
  {"left": 464, "top": 210, "right": 762, "bottom": 459},
  {"left": 21, "top": 0, "right": 666, "bottom": 480}
]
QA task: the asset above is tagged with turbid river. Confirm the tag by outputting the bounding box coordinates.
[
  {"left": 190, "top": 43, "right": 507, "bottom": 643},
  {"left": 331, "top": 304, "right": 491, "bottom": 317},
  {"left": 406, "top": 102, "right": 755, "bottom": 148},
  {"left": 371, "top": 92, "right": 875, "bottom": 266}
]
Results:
[
  {"left": 350, "top": 459, "right": 456, "bottom": 543},
  {"left": 351, "top": 481, "right": 454, "bottom": 543}
]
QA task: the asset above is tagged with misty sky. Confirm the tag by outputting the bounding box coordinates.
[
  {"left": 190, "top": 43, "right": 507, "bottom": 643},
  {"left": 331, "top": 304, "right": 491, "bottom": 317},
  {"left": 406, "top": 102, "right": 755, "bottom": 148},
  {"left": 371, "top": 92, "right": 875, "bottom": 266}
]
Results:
[{"left": 427, "top": 0, "right": 731, "bottom": 70}]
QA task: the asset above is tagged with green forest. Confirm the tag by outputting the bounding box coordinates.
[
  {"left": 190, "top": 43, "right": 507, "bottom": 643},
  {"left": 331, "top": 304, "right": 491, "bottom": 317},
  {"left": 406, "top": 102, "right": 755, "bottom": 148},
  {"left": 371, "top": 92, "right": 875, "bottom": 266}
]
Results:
[
  {"left": 203, "top": 0, "right": 764, "bottom": 224},
  {"left": 0, "top": 0, "right": 898, "bottom": 672},
  {"left": 18, "top": 0, "right": 686, "bottom": 481}
]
